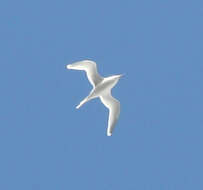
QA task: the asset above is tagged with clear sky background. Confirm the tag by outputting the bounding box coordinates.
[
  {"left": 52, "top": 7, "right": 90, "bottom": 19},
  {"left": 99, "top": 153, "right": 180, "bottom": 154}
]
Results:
[{"left": 1, "top": 0, "right": 203, "bottom": 189}]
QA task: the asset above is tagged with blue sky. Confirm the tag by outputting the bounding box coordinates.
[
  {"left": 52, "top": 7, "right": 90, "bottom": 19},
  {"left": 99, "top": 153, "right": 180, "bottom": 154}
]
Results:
[{"left": 1, "top": 0, "right": 203, "bottom": 189}]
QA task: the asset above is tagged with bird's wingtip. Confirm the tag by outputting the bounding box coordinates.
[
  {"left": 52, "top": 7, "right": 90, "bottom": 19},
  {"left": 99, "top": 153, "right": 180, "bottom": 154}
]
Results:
[
  {"left": 66, "top": 64, "right": 72, "bottom": 69},
  {"left": 107, "top": 133, "right": 112, "bottom": 136}
]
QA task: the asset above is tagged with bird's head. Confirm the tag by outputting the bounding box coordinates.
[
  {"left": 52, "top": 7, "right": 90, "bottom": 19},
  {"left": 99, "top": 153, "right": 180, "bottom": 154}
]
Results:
[
  {"left": 114, "top": 74, "right": 124, "bottom": 80},
  {"left": 109, "top": 74, "right": 124, "bottom": 84}
]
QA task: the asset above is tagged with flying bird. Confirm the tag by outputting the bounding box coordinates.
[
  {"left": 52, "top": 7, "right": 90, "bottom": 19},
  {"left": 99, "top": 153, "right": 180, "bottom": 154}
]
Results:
[{"left": 67, "top": 60, "right": 122, "bottom": 136}]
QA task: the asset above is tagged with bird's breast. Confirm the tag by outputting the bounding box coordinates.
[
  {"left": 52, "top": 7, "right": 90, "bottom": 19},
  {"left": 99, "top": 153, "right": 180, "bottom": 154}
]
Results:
[{"left": 93, "top": 79, "right": 117, "bottom": 96}]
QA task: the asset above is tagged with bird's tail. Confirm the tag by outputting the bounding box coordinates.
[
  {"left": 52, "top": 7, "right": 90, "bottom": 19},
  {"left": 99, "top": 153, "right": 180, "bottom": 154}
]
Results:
[
  {"left": 76, "top": 97, "right": 89, "bottom": 109},
  {"left": 76, "top": 89, "right": 96, "bottom": 109}
]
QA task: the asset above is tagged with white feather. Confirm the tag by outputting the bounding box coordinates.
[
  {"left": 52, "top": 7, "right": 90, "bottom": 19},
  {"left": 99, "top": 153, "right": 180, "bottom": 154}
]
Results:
[{"left": 67, "top": 60, "right": 122, "bottom": 136}]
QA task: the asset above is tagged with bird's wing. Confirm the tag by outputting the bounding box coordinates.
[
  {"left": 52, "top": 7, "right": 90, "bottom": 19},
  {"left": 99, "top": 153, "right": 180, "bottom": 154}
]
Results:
[
  {"left": 100, "top": 92, "right": 120, "bottom": 136},
  {"left": 67, "top": 60, "right": 103, "bottom": 87}
]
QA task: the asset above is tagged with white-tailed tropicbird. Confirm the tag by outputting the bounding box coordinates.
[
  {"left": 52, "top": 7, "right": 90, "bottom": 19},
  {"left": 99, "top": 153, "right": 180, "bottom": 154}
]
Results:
[{"left": 67, "top": 60, "right": 122, "bottom": 136}]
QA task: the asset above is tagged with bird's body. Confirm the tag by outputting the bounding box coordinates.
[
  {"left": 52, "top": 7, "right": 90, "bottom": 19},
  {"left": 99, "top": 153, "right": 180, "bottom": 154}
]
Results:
[{"left": 67, "top": 60, "right": 122, "bottom": 136}]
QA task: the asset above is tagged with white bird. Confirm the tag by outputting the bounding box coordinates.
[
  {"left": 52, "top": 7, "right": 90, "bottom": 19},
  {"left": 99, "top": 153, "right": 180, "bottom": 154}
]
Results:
[{"left": 67, "top": 60, "right": 122, "bottom": 136}]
